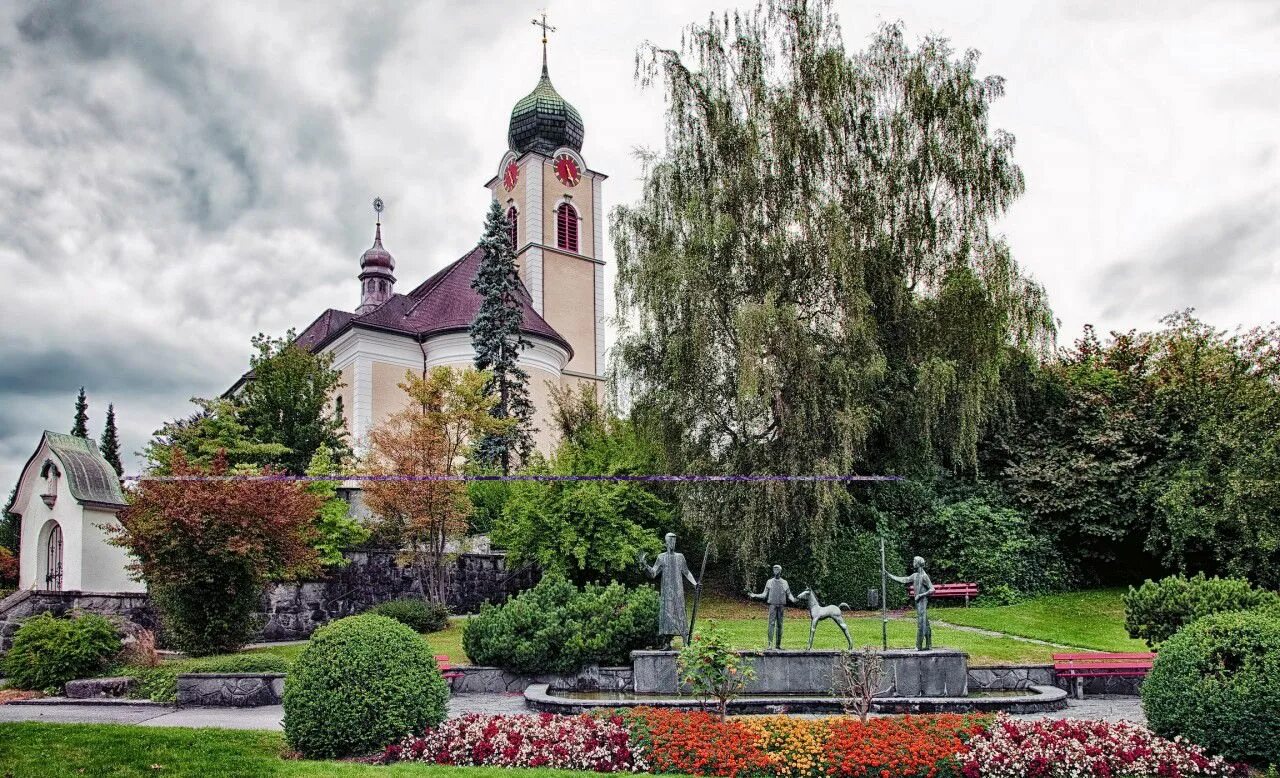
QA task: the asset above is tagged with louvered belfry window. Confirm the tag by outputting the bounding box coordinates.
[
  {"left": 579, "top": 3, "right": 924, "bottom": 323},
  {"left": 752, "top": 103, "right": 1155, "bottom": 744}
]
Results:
[
  {"left": 556, "top": 203, "right": 578, "bottom": 253},
  {"left": 506, "top": 206, "right": 519, "bottom": 249}
]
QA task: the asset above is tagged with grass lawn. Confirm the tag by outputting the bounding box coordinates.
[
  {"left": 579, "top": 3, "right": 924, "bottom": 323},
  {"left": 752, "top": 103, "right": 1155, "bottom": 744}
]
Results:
[
  {"left": 231, "top": 589, "right": 1136, "bottom": 671},
  {"left": 923, "top": 589, "right": 1149, "bottom": 653},
  {"left": 0, "top": 722, "right": 603, "bottom": 777}
]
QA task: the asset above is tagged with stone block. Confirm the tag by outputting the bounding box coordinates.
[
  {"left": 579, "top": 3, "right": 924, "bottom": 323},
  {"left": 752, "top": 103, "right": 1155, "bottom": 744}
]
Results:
[{"left": 65, "top": 676, "right": 135, "bottom": 699}]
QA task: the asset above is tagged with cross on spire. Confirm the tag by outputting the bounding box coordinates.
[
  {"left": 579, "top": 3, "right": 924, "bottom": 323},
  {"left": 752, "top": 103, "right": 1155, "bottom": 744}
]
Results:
[{"left": 532, "top": 11, "right": 556, "bottom": 73}]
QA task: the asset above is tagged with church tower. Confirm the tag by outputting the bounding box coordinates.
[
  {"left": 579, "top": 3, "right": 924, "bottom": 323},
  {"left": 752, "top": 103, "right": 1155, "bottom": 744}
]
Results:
[{"left": 486, "top": 16, "right": 606, "bottom": 383}]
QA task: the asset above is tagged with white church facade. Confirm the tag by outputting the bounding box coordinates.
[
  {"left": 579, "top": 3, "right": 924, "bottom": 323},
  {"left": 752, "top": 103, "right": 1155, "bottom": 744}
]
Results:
[{"left": 232, "top": 48, "right": 607, "bottom": 454}]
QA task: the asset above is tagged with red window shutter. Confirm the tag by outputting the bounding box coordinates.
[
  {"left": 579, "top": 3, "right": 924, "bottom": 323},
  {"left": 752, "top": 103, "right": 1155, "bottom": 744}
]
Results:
[
  {"left": 557, "top": 204, "right": 578, "bottom": 252},
  {"left": 506, "top": 206, "right": 518, "bottom": 248}
]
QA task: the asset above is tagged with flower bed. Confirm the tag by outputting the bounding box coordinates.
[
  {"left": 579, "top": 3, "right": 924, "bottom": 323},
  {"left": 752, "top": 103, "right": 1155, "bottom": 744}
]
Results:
[
  {"left": 383, "top": 709, "right": 1241, "bottom": 778},
  {"left": 959, "top": 715, "right": 1244, "bottom": 778},
  {"left": 384, "top": 712, "right": 643, "bottom": 772}
]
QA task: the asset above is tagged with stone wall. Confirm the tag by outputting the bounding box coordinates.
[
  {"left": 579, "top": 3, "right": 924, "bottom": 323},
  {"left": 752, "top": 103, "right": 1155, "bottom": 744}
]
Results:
[
  {"left": 0, "top": 550, "right": 535, "bottom": 651},
  {"left": 967, "top": 664, "right": 1055, "bottom": 691},
  {"left": 258, "top": 550, "right": 535, "bottom": 641},
  {"left": 176, "top": 673, "right": 285, "bottom": 707},
  {"left": 0, "top": 589, "right": 160, "bottom": 652}
]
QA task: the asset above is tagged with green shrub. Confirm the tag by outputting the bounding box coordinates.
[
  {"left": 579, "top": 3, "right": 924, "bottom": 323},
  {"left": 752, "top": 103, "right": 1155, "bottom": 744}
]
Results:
[
  {"left": 916, "top": 497, "right": 1070, "bottom": 604},
  {"left": 123, "top": 653, "right": 291, "bottom": 703},
  {"left": 792, "top": 528, "right": 908, "bottom": 610},
  {"left": 150, "top": 574, "right": 263, "bottom": 657},
  {"left": 367, "top": 598, "right": 449, "bottom": 633},
  {"left": 2, "top": 612, "right": 121, "bottom": 692},
  {"left": 1123, "top": 573, "right": 1279, "bottom": 647},
  {"left": 462, "top": 576, "right": 658, "bottom": 674},
  {"left": 1142, "top": 610, "right": 1280, "bottom": 765},
  {"left": 283, "top": 614, "right": 448, "bottom": 759}
]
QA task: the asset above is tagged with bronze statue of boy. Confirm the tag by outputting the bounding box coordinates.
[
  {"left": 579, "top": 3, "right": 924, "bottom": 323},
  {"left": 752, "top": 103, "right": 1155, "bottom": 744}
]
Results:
[
  {"left": 887, "top": 556, "right": 935, "bottom": 651},
  {"left": 747, "top": 564, "right": 797, "bottom": 649}
]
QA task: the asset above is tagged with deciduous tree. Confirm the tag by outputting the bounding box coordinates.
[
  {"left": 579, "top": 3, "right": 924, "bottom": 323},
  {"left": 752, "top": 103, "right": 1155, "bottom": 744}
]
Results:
[
  {"left": 363, "top": 367, "right": 508, "bottom": 602},
  {"left": 612, "top": 1, "right": 1053, "bottom": 572},
  {"left": 112, "top": 451, "right": 322, "bottom": 655},
  {"left": 239, "top": 331, "right": 348, "bottom": 474}
]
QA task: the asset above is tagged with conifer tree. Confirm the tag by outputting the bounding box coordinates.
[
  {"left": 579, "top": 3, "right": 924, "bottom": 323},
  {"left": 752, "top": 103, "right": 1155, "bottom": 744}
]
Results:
[
  {"left": 71, "top": 387, "right": 89, "bottom": 438},
  {"left": 100, "top": 403, "right": 124, "bottom": 477},
  {"left": 470, "top": 199, "right": 536, "bottom": 474}
]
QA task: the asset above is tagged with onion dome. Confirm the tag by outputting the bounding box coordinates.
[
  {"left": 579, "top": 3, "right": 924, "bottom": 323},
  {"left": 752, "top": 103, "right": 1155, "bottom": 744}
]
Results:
[
  {"left": 508, "top": 61, "right": 584, "bottom": 156},
  {"left": 360, "top": 222, "right": 395, "bottom": 271}
]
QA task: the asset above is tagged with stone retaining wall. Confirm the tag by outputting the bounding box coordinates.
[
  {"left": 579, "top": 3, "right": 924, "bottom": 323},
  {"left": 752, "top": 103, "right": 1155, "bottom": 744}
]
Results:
[
  {"left": 967, "top": 664, "right": 1055, "bottom": 691},
  {"left": 451, "top": 665, "right": 633, "bottom": 694},
  {"left": 0, "top": 589, "right": 160, "bottom": 652},
  {"left": 176, "top": 673, "right": 286, "bottom": 707},
  {"left": 1, "top": 551, "right": 536, "bottom": 652},
  {"left": 258, "top": 550, "right": 536, "bottom": 641}
]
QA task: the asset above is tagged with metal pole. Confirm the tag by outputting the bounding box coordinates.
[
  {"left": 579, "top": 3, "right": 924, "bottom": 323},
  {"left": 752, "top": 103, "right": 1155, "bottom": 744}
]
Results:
[
  {"left": 686, "top": 541, "right": 711, "bottom": 645},
  {"left": 880, "top": 536, "right": 888, "bottom": 650}
]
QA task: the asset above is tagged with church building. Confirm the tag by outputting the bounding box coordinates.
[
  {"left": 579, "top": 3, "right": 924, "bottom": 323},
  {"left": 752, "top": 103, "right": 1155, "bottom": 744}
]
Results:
[{"left": 249, "top": 42, "right": 606, "bottom": 454}]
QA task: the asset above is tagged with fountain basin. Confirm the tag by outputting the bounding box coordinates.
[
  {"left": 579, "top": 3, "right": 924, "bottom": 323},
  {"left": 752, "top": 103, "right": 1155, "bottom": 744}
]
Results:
[
  {"left": 632, "top": 649, "right": 968, "bottom": 698},
  {"left": 524, "top": 683, "right": 1068, "bottom": 715}
]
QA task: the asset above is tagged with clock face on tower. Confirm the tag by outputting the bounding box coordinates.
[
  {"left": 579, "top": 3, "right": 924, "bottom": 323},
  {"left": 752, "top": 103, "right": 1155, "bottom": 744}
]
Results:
[
  {"left": 553, "top": 153, "right": 581, "bottom": 187},
  {"left": 502, "top": 161, "right": 520, "bottom": 192}
]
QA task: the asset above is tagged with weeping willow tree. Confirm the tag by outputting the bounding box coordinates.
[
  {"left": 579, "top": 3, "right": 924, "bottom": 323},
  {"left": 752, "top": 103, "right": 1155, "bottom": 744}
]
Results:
[{"left": 611, "top": 1, "right": 1054, "bottom": 573}]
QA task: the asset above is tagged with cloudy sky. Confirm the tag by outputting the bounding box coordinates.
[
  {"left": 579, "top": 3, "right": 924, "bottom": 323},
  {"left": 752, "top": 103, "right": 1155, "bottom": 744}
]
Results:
[{"left": 0, "top": 0, "right": 1276, "bottom": 489}]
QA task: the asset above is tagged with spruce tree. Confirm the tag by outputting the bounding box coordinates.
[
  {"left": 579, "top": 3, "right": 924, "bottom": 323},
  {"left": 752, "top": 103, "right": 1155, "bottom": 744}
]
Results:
[
  {"left": 100, "top": 403, "right": 124, "bottom": 477},
  {"left": 470, "top": 199, "right": 536, "bottom": 474},
  {"left": 71, "top": 387, "right": 89, "bottom": 438}
]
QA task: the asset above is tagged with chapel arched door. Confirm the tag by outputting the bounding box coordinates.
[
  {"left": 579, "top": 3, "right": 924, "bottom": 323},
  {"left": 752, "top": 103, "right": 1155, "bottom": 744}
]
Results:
[{"left": 43, "top": 522, "right": 63, "bottom": 591}]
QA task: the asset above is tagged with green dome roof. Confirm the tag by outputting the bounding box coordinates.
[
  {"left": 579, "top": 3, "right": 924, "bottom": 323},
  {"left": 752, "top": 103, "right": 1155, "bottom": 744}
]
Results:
[{"left": 508, "top": 64, "right": 584, "bottom": 156}]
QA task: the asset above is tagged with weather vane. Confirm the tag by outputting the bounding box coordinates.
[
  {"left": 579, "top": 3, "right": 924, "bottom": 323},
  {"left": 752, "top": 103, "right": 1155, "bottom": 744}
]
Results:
[
  {"left": 372, "top": 196, "right": 384, "bottom": 225},
  {"left": 532, "top": 10, "right": 555, "bottom": 67}
]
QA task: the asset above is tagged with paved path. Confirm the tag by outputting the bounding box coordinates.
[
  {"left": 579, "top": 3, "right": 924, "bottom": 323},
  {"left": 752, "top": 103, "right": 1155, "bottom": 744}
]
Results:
[{"left": 0, "top": 693, "right": 1143, "bottom": 730}]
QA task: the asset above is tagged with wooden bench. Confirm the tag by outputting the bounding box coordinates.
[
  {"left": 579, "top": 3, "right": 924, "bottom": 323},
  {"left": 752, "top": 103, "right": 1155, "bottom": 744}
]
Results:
[
  {"left": 435, "top": 654, "right": 463, "bottom": 688},
  {"left": 909, "top": 582, "right": 980, "bottom": 605},
  {"left": 1053, "top": 652, "right": 1155, "bottom": 699}
]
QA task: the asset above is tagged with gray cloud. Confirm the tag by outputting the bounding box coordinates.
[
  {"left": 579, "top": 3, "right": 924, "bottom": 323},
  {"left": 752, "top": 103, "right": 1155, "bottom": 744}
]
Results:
[
  {"left": 1096, "top": 187, "right": 1280, "bottom": 321},
  {"left": 0, "top": 0, "right": 1277, "bottom": 494}
]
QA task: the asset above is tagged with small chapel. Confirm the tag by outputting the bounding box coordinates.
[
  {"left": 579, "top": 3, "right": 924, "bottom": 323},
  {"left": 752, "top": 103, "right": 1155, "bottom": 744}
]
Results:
[{"left": 239, "top": 35, "right": 607, "bottom": 454}]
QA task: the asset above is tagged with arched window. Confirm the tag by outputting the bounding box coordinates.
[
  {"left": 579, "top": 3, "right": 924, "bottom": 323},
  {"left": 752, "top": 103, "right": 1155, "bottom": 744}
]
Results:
[
  {"left": 506, "top": 206, "right": 519, "bottom": 249},
  {"left": 556, "top": 203, "right": 579, "bottom": 253}
]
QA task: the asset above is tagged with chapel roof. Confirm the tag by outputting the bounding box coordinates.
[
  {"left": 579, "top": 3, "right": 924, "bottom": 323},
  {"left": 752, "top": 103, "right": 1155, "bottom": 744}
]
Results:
[{"left": 14, "top": 432, "right": 128, "bottom": 511}]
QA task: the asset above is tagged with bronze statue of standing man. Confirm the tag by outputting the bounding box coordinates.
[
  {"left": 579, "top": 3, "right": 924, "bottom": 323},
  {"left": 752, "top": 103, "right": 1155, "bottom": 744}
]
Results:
[
  {"left": 639, "top": 533, "right": 699, "bottom": 649},
  {"left": 887, "top": 556, "right": 935, "bottom": 651}
]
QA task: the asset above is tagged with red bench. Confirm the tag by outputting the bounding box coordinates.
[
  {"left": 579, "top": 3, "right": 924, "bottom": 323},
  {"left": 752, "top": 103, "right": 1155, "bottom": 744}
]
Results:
[
  {"left": 436, "top": 654, "right": 463, "bottom": 687},
  {"left": 909, "top": 582, "right": 980, "bottom": 605},
  {"left": 1053, "top": 652, "right": 1155, "bottom": 699}
]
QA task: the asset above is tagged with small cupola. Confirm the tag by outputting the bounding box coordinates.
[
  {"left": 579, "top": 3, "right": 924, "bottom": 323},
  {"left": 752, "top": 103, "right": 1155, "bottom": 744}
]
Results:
[{"left": 357, "top": 197, "right": 396, "bottom": 315}]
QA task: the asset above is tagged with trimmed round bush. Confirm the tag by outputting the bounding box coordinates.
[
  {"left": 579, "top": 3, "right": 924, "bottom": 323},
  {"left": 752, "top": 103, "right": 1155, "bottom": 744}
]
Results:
[
  {"left": 1142, "top": 610, "right": 1280, "bottom": 765},
  {"left": 2, "top": 612, "right": 120, "bottom": 692},
  {"left": 283, "top": 614, "right": 448, "bottom": 759},
  {"left": 367, "top": 598, "right": 449, "bottom": 633},
  {"left": 1124, "top": 573, "right": 1279, "bottom": 647}
]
